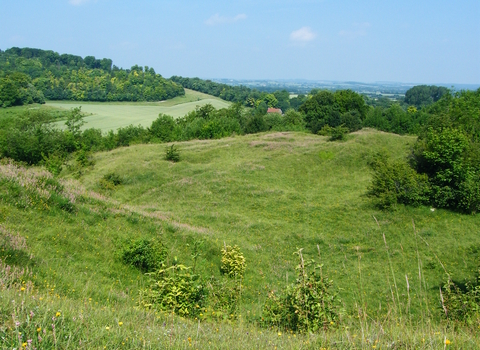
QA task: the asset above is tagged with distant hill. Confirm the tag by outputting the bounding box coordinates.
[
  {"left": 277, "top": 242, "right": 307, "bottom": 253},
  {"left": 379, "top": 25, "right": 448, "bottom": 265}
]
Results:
[{"left": 0, "top": 47, "right": 184, "bottom": 107}]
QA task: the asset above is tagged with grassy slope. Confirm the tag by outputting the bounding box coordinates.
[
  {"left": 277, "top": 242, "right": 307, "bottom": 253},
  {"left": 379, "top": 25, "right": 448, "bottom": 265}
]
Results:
[
  {"left": 46, "top": 89, "right": 231, "bottom": 132},
  {"left": 78, "top": 130, "right": 479, "bottom": 313},
  {"left": 1, "top": 130, "right": 479, "bottom": 349}
]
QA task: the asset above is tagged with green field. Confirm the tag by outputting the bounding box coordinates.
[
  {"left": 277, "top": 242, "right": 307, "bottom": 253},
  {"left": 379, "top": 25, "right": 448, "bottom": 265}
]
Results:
[
  {"left": 1, "top": 129, "right": 479, "bottom": 348},
  {"left": 46, "top": 89, "right": 231, "bottom": 132}
]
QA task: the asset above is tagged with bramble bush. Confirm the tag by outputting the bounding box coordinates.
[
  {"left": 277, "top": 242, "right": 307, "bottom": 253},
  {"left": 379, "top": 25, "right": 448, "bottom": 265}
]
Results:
[{"left": 262, "top": 248, "right": 341, "bottom": 332}]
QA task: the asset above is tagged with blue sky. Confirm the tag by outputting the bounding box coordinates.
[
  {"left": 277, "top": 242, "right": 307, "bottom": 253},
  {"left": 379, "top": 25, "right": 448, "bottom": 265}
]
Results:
[{"left": 1, "top": 0, "right": 479, "bottom": 84}]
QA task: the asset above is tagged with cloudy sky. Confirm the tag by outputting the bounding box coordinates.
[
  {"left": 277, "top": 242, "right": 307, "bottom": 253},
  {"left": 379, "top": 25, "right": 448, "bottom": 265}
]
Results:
[{"left": 1, "top": 0, "right": 479, "bottom": 84}]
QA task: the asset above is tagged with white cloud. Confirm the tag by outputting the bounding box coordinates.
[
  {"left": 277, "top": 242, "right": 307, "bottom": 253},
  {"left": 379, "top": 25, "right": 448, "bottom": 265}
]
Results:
[
  {"left": 69, "top": 0, "right": 90, "bottom": 6},
  {"left": 290, "top": 27, "right": 316, "bottom": 43},
  {"left": 205, "top": 13, "right": 247, "bottom": 26},
  {"left": 338, "top": 22, "right": 371, "bottom": 39}
]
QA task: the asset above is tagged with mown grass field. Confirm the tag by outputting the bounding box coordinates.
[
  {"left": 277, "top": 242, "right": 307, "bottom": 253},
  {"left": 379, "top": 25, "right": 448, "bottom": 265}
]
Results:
[
  {"left": 1, "top": 130, "right": 479, "bottom": 349},
  {"left": 46, "top": 89, "right": 231, "bottom": 132}
]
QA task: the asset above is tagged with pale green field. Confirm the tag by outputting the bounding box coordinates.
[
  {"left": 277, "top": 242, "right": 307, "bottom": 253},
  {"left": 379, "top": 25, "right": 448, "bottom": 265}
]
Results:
[{"left": 47, "top": 89, "right": 231, "bottom": 132}]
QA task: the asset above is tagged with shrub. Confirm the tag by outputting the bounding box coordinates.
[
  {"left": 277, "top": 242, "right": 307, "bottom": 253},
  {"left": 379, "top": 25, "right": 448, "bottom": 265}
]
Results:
[
  {"left": 319, "top": 125, "right": 349, "bottom": 141},
  {"left": 244, "top": 114, "right": 268, "bottom": 134},
  {"left": 367, "top": 153, "right": 430, "bottom": 209},
  {"left": 99, "top": 171, "right": 123, "bottom": 190},
  {"left": 413, "top": 127, "right": 480, "bottom": 213},
  {"left": 328, "top": 125, "right": 350, "bottom": 141},
  {"left": 121, "top": 238, "right": 167, "bottom": 272},
  {"left": 41, "top": 152, "right": 65, "bottom": 176},
  {"left": 441, "top": 274, "right": 480, "bottom": 324},
  {"left": 220, "top": 244, "right": 246, "bottom": 279},
  {"left": 262, "top": 248, "right": 341, "bottom": 332},
  {"left": 139, "top": 264, "right": 207, "bottom": 317},
  {"left": 165, "top": 144, "right": 180, "bottom": 162},
  {"left": 149, "top": 114, "right": 176, "bottom": 142}
]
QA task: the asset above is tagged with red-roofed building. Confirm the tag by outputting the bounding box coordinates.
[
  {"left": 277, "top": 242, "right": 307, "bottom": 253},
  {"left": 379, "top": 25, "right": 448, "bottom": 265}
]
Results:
[{"left": 267, "top": 108, "right": 283, "bottom": 114}]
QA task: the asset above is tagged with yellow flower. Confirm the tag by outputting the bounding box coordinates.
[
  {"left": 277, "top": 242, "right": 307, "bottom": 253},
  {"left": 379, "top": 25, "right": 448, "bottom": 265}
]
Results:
[
  {"left": 37, "top": 327, "right": 41, "bottom": 332},
  {"left": 22, "top": 343, "right": 27, "bottom": 348},
  {"left": 445, "top": 339, "right": 451, "bottom": 345},
  {"left": 21, "top": 287, "right": 25, "bottom": 291},
  {"left": 188, "top": 337, "right": 192, "bottom": 342},
  {"left": 278, "top": 332, "right": 282, "bottom": 336},
  {"left": 330, "top": 321, "right": 334, "bottom": 325},
  {"left": 105, "top": 326, "right": 110, "bottom": 330},
  {"left": 56, "top": 312, "right": 61, "bottom": 317}
]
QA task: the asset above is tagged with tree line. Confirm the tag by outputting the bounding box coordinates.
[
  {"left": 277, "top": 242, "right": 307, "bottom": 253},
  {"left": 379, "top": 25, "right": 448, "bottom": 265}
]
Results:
[{"left": 0, "top": 47, "right": 184, "bottom": 107}]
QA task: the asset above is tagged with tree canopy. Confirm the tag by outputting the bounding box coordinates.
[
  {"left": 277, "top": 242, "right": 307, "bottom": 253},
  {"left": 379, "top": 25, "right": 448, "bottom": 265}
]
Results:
[{"left": 0, "top": 47, "right": 184, "bottom": 106}]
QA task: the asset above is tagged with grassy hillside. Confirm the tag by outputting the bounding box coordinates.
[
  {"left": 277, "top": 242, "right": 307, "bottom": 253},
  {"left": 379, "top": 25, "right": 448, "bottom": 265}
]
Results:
[
  {"left": 1, "top": 130, "right": 479, "bottom": 349},
  {"left": 47, "top": 89, "right": 231, "bottom": 132}
]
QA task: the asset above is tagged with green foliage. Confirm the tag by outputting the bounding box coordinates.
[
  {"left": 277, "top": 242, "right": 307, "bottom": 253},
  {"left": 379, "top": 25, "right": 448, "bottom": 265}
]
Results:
[
  {"left": 64, "top": 107, "right": 85, "bottom": 138},
  {"left": 404, "top": 85, "right": 449, "bottom": 108},
  {"left": 299, "top": 89, "right": 367, "bottom": 134},
  {"left": 0, "top": 48, "right": 184, "bottom": 103},
  {"left": 0, "top": 161, "right": 76, "bottom": 212},
  {"left": 139, "top": 264, "right": 207, "bottom": 316},
  {"left": 121, "top": 238, "right": 167, "bottom": 272},
  {"left": 262, "top": 249, "right": 341, "bottom": 332},
  {"left": 367, "top": 153, "right": 430, "bottom": 209},
  {"left": 149, "top": 114, "right": 176, "bottom": 142},
  {"left": 99, "top": 171, "right": 123, "bottom": 190},
  {"left": 204, "top": 276, "right": 242, "bottom": 320},
  {"left": 75, "top": 148, "right": 95, "bottom": 168},
  {"left": 441, "top": 274, "right": 480, "bottom": 324},
  {"left": 165, "top": 144, "right": 180, "bottom": 162},
  {"left": 413, "top": 127, "right": 480, "bottom": 213},
  {"left": 244, "top": 114, "right": 268, "bottom": 134},
  {"left": 0, "top": 109, "right": 73, "bottom": 165},
  {"left": 115, "top": 125, "right": 149, "bottom": 147},
  {"left": 0, "top": 72, "right": 45, "bottom": 108},
  {"left": 328, "top": 125, "right": 350, "bottom": 141},
  {"left": 41, "top": 152, "right": 65, "bottom": 176},
  {"left": 220, "top": 244, "right": 246, "bottom": 279}
]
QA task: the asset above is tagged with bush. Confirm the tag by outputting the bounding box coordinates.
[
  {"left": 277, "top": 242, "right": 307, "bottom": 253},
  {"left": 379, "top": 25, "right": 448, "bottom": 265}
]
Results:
[
  {"left": 441, "top": 274, "right": 480, "bottom": 324},
  {"left": 328, "top": 125, "right": 350, "bottom": 141},
  {"left": 413, "top": 127, "right": 480, "bottom": 213},
  {"left": 244, "top": 114, "right": 268, "bottom": 134},
  {"left": 367, "top": 153, "right": 430, "bottom": 209},
  {"left": 99, "top": 171, "right": 123, "bottom": 190},
  {"left": 149, "top": 114, "right": 176, "bottom": 142},
  {"left": 262, "top": 248, "right": 341, "bottom": 332},
  {"left": 319, "top": 125, "right": 350, "bottom": 141},
  {"left": 139, "top": 264, "right": 207, "bottom": 317},
  {"left": 220, "top": 244, "right": 246, "bottom": 279},
  {"left": 121, "top": 238, "right": 167, "bottom": 272},
  {"left": 165, "top": 144, "right": 180, "bottom": 162}
]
